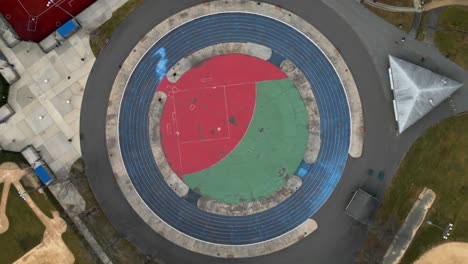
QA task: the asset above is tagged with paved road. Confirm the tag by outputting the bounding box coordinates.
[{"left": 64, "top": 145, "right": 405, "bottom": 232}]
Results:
[
  {"left": 81, "top": 0, "right": 468, "bottom": 263},
  {"left": 361, "top": 0, "right": 417, "bottom": 13}
]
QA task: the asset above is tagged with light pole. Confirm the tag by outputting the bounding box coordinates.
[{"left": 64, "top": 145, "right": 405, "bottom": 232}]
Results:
[
  {"left": 427, "top": 220, "right": 454, "bottom": 240},
  {"left": 426, "top": 220, "right": 443, "bottom": 230},
  {"left": 46, "top": 0, "right": 75, "bottom": 19}
]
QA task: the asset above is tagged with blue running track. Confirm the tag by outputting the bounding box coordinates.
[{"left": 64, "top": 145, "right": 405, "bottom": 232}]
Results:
[{"left": 119, "top": 13, "right": 350, "bottom": 245}]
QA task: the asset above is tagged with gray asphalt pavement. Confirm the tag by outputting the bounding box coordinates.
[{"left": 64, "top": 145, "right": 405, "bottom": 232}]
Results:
[
  {"left": 80, "top": 1, "right": 467, "bottom": 263},
  {"left": 409, "top": 12, "right": 423, "bottom": 38}
]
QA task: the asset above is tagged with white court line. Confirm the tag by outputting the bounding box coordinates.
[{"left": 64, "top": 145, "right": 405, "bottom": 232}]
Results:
[
  {"left": 17, "top": 0, "right": 68, "bottom": 18},
  {"left": 37, "top": 0, "right": 67, "bottom": 17},
  {"left": 171, "top": 112, "right": 176, "bottom": 128},
  {"left": 171, "top": 97, "right": 183, "bottom": 170},
  {"left": 17, "top": 0, "right": 31, "bottom": 16},
  {"left": 166, "top": 123, "right": 172, "bottom": 135},
  {"left": 181, "top": 136, "right": 231, "bottom": 144},
  {"left": 169, "top": 82, "right": 255, "bottom": 146},
  {"left": 223, "top": 85, "right": 232, "bottom": 137},
  {"left": 27, "top": 16, "right": 38, "bottom": 32},
  {"left": 174, "top": 81, "right": 256, "bottom": 92},
  {"left": 163, "top": 80, "right": 255, "bottom": 172},
  {"left": 200, "top": 78, "right": 213, "bottom": 82},
  {"left": 174, "top": 84, "right": 231, "bottom": 143}
]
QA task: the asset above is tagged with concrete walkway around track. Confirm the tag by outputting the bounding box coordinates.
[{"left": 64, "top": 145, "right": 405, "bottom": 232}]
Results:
[
  {"left": 383, "top": 188, "right": 436, "bottom": 264},
  {"left": 103, "top": 0, "right": 355, "bottom": 257},
  {"left": 281, "top": 60, "right": 321, "bottom": 164},
  {"left": 184, "top": 79, "right": 308, "bottom": 204}
]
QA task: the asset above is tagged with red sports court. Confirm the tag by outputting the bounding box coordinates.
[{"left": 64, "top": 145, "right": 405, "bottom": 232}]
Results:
[
  {"left": 158, "top": 54, "right": 287, "bottom": 177},
  {"left": 0, "top": 0, "right": 96, "bottom": 42}
]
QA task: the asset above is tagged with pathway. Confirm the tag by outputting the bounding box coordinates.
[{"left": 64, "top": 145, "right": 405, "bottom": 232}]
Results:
[
  {"left": 0, "top": 162, "right": 75, "bottom": 264},
  {"left": 424, "top": 0, "right": 468, "bottom": 10},
  {"left": 361, "top": 0, "right": 419, "bottom": 13},
  {"left": 409, "top": 12, "right": 423, "bottom": 38},
  {"left": 0, "top": 162, "right": 28, "bottom": 234},
  {"left": 382, "top": 188, "right": 436, "bottom": 264},
  {"left": 12, "top": 184, "right": 74, "bottom": 264}
]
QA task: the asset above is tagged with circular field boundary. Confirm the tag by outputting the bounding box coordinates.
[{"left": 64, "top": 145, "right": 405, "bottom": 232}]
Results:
[{"left": 105, "top": 0, "right": 362, "bottom": 258}]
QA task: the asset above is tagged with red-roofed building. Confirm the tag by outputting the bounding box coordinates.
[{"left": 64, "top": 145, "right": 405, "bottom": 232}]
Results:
[{"left": 0, "top": 0, "right": 96, "bottom": 42}]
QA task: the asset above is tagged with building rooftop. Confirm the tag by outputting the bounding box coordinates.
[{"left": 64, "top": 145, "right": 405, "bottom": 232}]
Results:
[
  {"left": 0, "top": 0, "right": 95, "bottom": 42},
  {"left": 389, "top": 55, "right": 463, "bottom": 133}
]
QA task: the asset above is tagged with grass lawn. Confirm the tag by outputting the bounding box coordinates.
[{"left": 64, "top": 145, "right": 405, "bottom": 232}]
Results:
[
  {"left": 376, "top": 0, "right": 414, "bottom": 7},
  {"left": 434, "top": 6, "right": 468, "bottom": 70},
  {"left": 357, "top": 114, "right": 468, "bottom": 263},
  {"left": 363, "top": 0, "right": 415, "bottom": 33},
  {"left": 69, "top": 159, "right": 159, "bottom": 264},
  {"left": 0, "top": 150, "right": 29, "bottom": 168},
  {"left": 0, "top": 183, "right": 45, "bottom": 263},
  {"left": 0, "top": 73, "right": 10, "bottom": 107},
  {"left": 0, "top": 151, "right": 97, "bottom": 263},
  {"left": 89, "top": 0, "right": 144, "bottom": 56},
  {"left": 62, "top": 223, "right": 96, "bottom": 264},
  {"left": 26, "top": 188, "right": 97, "bottom": 264}
]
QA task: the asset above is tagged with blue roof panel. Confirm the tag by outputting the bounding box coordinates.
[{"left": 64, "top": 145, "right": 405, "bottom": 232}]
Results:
[
  {"left": 34, "top": 165, "right": 53, "bottom": 185},
  {"left": 57, "top": 20, "right": 79, "bottom": 38}
]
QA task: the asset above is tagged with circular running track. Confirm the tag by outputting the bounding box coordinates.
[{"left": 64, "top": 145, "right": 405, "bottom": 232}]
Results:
[{"left": 117, "top": 12, "right": 350, "bottom": 245}]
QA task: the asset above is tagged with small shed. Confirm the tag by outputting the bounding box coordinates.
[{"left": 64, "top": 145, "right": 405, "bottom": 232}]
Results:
[
  {"left": 21, "top": 145, "right": 41, "bottom": 166},
  {"left": 33, "top": 161, "right": 54, "bottom": 186},
  {"left": 345, "top": 188, "right": 379, "bottom": 225}
]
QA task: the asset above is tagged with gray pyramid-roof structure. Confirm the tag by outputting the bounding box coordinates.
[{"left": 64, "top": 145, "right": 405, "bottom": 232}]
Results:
[{"left": 389, "top": 55, "right": 463, "bottom": 133}]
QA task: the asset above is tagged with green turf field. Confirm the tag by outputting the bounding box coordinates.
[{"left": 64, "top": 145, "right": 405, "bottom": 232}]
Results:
[{"left": 183, "top": 79, "right": 308, "bottom": 204}]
